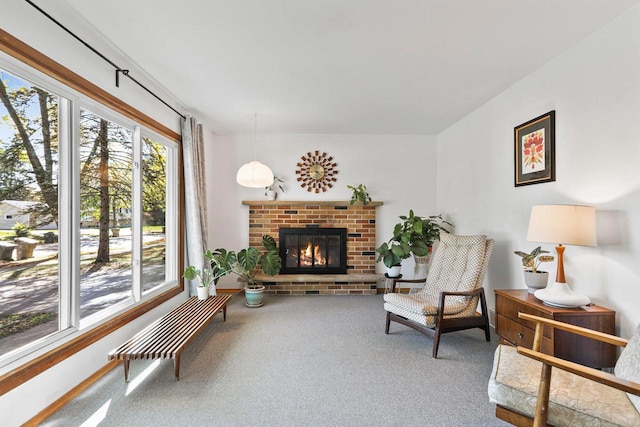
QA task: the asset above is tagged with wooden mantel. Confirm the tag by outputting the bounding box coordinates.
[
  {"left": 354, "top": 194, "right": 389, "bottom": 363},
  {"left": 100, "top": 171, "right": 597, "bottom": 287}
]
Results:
[{"left": 242, "top": 200, "right": 383, "bottom": 207}]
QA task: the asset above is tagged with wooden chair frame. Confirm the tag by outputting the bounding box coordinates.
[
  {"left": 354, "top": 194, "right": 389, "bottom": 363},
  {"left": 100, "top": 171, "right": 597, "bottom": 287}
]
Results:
[
  {"left": 385, "top": 278, "right": 491, "bottom": 358},
  {"left": 496, "top": 313, "right": 640, "bottom": 427}
]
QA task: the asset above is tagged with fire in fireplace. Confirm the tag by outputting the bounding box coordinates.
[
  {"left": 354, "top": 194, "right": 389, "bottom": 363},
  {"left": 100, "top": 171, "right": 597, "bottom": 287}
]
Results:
[{"left": 279, "top": 228, "right": 347, "bottom": 274}]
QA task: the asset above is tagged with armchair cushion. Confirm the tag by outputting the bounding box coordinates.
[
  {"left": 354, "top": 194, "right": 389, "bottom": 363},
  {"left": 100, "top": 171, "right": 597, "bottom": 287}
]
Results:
[
  {"left": 383, "top": 291, "right": 468, "bottom": 317},
  {"left": 489, "top": 345, "right": 640, "bottom": 426},
  {"left": 425, "top": 234, "right": 488, "bottom": 296},
  {"left": 616, "top": 323, "right": 640, "bottom": 413}
]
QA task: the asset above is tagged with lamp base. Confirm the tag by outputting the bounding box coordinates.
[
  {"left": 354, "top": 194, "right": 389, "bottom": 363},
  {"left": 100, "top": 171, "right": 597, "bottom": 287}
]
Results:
[{"left": 534, "top": 282, "right": 590, "bottom": 308}]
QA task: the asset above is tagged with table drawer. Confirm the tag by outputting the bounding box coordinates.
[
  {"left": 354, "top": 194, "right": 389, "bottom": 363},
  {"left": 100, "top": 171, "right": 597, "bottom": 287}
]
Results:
[
  {"left": 496, "top": 314, "right": 552, "bottom": 354},
  {"left": 496, "top": 295, "right": 553, "bottom": 336}
]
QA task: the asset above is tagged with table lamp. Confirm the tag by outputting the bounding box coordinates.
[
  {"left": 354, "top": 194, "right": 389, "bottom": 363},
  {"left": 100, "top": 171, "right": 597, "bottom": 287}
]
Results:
[{"left": 526, "top": 205, "right": 596, "bottom": 307}]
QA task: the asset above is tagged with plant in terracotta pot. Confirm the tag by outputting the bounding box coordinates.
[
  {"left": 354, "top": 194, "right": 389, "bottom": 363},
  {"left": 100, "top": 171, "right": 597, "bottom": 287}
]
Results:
[
  {"left": 514, "top": 246, "right": 555, "bottom": 293},
  {"left": 210, "top": 235, "right": 282, "bottom": 307}
]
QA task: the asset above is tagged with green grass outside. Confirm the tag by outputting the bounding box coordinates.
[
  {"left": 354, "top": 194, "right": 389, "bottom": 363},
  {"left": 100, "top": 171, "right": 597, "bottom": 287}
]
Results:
[{"left": 0, "top": 312, "right": 57, "bottom": 339}]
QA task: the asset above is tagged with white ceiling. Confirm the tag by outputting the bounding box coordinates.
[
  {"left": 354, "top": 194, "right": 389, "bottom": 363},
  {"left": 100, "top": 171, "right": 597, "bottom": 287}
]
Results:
[{"left": 53, "top": 0, "right": 640, "bottom": 134}]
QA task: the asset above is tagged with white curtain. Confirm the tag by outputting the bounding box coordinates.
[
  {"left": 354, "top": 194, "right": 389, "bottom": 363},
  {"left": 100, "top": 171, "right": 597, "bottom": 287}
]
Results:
[{"left": 181, "top": 115, "right": 213, "bottom": 296}]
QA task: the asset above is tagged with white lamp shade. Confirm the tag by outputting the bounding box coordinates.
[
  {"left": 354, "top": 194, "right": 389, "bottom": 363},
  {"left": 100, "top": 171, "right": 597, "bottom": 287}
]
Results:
[
  {"left": 236, "top": 161, "right": 274, "bottom": 188},
  {"left": 527, "top": 205, "right": 596, "bottom": 246}
]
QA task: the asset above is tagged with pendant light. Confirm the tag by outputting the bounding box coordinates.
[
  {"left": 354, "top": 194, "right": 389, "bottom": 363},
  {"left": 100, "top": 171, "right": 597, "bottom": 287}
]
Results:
[{"left": 236, "top": 113, "right": 274, "bottom": 188}]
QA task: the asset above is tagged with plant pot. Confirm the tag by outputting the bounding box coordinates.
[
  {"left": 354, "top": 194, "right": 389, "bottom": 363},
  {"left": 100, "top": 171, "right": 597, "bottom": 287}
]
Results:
[
  {"left": 385, "top": 265, "right": 402, "bottom": 278},
  {"left": 413, "top": 253, "right": 431, "bottom": 280},
  {"left": 266, "top": 190, "right": 277, "bottom": 201},
  {"left": 524, "top": 271, "right": 549, "bottom": 294},
  {"left": 244, "top": 285, "right": 266, "bottom": 307},
  {"left": 111, "top": 228, "right": 120, "bottom": 237},
  {"left": 196, "top": 286, "right": 209, "bottom": 300}
]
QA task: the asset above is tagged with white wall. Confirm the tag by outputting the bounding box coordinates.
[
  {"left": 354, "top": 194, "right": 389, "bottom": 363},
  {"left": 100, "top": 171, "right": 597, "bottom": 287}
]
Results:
[
  {"left": 205, "top": 132, "right": 439, "bottom": 288},
  {"left": 437, "top": 5, "right": 640, "bottom": 338},
  {"left": 0, "top": 2, "right": 188, "bottom": 425}
]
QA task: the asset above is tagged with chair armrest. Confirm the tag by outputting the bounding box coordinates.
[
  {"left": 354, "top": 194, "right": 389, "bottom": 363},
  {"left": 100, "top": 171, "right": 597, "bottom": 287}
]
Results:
[
  {"left": 516, "top": 312, "right": 634, "bottom": 426},
  {"left": 517, "top": 347, "right": 640, "bottom": 397},
  {"left": 436, "top": 288, "right": 486, "bottom": 317},
  {"left": 439, "top": 288, "right": 484, "bottom": 298},
  {"left": 390, "top": 278, "right": 426, "bottom": 293},
  {"left": 518, "top": 312, "right": 629, "bottom": 348}
]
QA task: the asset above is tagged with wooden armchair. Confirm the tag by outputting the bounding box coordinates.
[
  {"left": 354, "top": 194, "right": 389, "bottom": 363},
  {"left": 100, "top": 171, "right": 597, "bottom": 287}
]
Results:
[
  {"left": 489, "top": 313, "right": 640, "bottom": 426},
  {"left": 383, "top": 234, "right": 494, "bottom": 358}
]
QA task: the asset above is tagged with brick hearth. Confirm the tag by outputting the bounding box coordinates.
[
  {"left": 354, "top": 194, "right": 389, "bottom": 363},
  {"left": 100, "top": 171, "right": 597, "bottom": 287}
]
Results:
[{"left": 242, "top": 200, "right": 383, "bottom": 295}]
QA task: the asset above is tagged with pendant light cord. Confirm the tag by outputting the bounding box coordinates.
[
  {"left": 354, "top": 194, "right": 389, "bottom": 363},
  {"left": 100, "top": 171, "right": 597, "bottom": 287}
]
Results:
[{"left": 253, "top": 112, "right": 258, "bottom": 161}]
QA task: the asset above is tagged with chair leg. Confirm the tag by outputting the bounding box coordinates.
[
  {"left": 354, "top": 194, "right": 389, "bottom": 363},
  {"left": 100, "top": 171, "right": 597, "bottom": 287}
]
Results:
[
  {"left": 479, "top": 288, "right": 491, "bottom": 342},
  {"left": 385, "top": 311, "right": 391, "bottom": 334},
  {"left": 432, "top": 326, "right": 441, "bottom": 358}
]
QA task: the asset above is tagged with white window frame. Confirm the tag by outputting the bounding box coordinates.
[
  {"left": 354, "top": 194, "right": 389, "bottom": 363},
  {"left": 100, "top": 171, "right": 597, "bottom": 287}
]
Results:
[{"left": 0, "top": 53, "right": 180, "bottom": 371}]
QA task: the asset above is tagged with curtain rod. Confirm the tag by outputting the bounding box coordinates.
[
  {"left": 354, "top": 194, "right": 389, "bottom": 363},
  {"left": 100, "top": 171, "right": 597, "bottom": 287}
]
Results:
[{"left": 24, "top": 0, "right": 186, "bottom": 120}]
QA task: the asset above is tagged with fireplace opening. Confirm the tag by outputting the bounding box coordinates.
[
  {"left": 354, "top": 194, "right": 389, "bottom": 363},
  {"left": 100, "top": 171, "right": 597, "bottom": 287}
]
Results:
[{"left": 279, "top": 228, "right": 347, "bottom": 274}]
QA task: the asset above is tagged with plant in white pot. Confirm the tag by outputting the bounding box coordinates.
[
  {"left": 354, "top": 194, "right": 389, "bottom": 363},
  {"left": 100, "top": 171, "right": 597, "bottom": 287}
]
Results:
[
  {"left": 210, "top": 235, "right": 282, "bottom": 307},
  {"left": 514, "top": 246, "right": 555, "bottom": 293},
  {"left": 375, "top": 241, "right": 407, "bottom": 277},
  {"left": 183, "top": 250, "right": 220, "bottom": 300},
  {"left": 264, "top": 176, "right": 285, "bottom": 201}
]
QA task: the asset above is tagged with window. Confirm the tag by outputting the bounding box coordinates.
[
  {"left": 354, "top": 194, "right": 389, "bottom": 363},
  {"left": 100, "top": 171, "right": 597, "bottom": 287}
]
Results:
[
  {"left": 141, "top": 135, "right": 175, "bottom": 294},
  {"left": 0, "top": 61, "right": 180, "bottom": 368},
  {"left": 0, "top": 70, "right": 61, "bottom": 355}
]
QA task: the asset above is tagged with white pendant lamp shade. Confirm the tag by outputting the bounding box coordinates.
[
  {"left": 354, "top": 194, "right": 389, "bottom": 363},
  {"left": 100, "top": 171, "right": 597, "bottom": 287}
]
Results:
[
  {"left": 237, "top": 112, "right": 274, "bottom": 188},
  {"left": 236, "top": 160, "right": 274, "bottom": 188}
]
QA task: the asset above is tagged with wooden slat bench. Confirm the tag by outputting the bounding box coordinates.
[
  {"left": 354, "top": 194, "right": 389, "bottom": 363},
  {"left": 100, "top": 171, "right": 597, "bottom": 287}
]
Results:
[{"left": 108, "top": 294, "right": 232, "bottom": 381}]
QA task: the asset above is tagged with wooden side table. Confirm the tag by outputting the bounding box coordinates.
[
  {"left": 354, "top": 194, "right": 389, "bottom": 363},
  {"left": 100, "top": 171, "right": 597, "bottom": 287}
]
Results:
[{"left": 494, "top": 289, "right": 617, "bottom": 369}]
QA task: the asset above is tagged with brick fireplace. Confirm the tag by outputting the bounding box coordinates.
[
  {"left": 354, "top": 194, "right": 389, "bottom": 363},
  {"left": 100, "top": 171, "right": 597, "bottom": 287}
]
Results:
[{"left": 243, "top": 200, "right": 383, "bottom": 295}]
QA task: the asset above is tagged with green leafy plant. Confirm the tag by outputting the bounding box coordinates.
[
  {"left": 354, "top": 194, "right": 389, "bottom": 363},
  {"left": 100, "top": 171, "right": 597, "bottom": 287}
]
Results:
[
  {"left": 12, "top": 222, "right": 31, "bottom": 238},
  {"left": 347, "top": 184, "right": 371, "bottom": 206},
  {"left": 209, "top": 235, "right": 282, "bottom": 289},
  {"left": 183, "top": 250, "right": 220, "bottom": 288},
  {"left": 375, "top": 241, "right": 407, "bottom": 268},
  {"left": 514, "top": 246, "right": 554, "bottom": 273},
  {"left": 390, "top": 210, "right": 453, "bottom": 257},
  {"left": 375, "top": 210, "right": 453, "bottom": 268}
]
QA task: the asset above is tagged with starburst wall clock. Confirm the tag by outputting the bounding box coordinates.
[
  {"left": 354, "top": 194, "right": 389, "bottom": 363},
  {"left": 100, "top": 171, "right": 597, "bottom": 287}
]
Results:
[{"left": 295, "top": 151, "right": 338, "bottom": 192}]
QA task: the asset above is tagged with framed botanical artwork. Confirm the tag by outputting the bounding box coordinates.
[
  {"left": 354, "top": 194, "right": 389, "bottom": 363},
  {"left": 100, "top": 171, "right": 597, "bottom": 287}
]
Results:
[{"left": 514, "top": 110, "right": 555, "bottom": 187}]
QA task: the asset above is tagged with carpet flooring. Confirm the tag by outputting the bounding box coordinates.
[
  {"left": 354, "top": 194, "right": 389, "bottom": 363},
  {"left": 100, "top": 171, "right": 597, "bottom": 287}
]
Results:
[{"left": 42, "top": 294, "right": 509, "bottom": 426}]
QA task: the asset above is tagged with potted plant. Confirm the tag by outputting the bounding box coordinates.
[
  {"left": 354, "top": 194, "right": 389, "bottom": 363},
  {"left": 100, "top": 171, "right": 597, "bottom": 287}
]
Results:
[
  {"left": 514, "top": 246, "right": 555, "bottom": 293},
  {"left": 391, "top": 210, "right": 453, "bottom": 278},
  {"left": 347, "top": 184, "right": 372, "bottom": 205},
  {"left": 265, "top": 176, "right": 285, "bottom": 201},
  {"left": 375, "top": 241, "right": 408, "bottom": 277},
  {"left": 210, "top": 235, "right": 282, "bottom": 307},
  {"left": 183, "top": 250, "right": 220, "bottom": 300}
]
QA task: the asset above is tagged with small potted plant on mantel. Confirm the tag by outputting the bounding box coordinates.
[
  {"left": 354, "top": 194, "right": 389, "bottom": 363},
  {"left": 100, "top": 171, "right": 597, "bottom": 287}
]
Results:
[
  {"left": 514, "top": 246, "right": 555, "bottom": 293},
  {"left": 347, "top": 183, "right": 372, "bottom": 205},
  {"left": 265, "top": 176, "right": 285, "bottom": 201}
]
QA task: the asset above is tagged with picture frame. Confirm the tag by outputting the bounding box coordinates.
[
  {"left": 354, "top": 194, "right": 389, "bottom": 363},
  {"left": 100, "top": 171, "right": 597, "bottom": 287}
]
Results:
[{"left": 514, "top": 110, "right": 555, "bottom": 187}]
